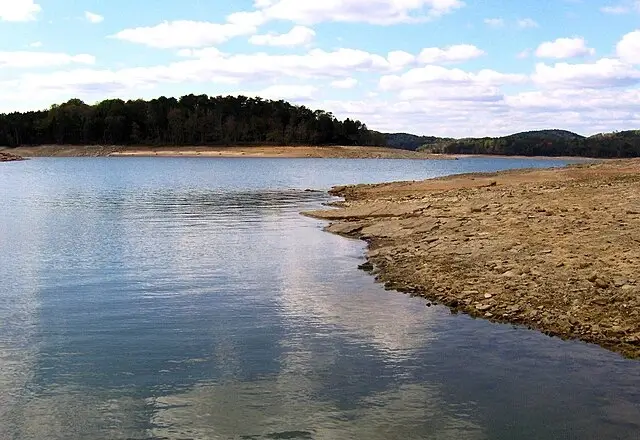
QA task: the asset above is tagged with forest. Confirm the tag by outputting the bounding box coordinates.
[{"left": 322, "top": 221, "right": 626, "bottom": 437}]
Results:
[
  {"left": 0, "top": 95, "right": 386, "bottom": 147},
  {"left": 388, "top": 129, "right": 640, "bottom": 158}
]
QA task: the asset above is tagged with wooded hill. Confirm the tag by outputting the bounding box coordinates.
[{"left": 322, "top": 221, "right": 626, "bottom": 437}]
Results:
[
  {"left": 386, "top": 129, "right": 640, "bottom": 158},
  {"left": 0, "top": 95, "right": 386, "bottom": 147}
]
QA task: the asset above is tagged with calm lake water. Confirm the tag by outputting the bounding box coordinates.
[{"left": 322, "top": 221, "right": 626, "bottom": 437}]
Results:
[{"left": 1, "top": 157, "right": 638, "bottom": 440}]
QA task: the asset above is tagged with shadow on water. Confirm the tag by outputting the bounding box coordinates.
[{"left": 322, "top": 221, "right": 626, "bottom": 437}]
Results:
[{"left": 0, "top": 157, "right": 638, "bottom": 440}]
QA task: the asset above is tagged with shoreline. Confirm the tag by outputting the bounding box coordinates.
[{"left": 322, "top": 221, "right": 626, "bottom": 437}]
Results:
[
  {"left": 0, "top": 145, "right": 455, "bottom": 160},
  {"left": 0, "top": 151, "right": 25, "bottom": 162},
  {"left": 304, "top": 160, "right": 640, "bottom": 359},
  {"left": 0, "top": 145, "right": 602, "bottom": 161}
]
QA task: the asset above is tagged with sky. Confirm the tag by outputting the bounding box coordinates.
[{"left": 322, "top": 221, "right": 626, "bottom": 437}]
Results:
[{"left": 1, "top": 0, "right": 640, "bottom": 137}]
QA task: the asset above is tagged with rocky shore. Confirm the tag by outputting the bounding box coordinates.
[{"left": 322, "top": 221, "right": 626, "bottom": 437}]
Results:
[
  {"left": 304, "top": 159, "right": 640, "bottom": 359},
  {"left": 0, "top": 151, "right": 25, "bottom": 162}
]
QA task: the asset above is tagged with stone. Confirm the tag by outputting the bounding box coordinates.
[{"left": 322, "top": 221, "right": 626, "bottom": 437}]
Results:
[
  {"left": 595, "top": 278, "right": 610, "bottom": 289},
  {"left": 476, "top": 304, "right": 492, "bottom": 312},
  {"left": 613, "top": 277, "right": 628, "bottom": 288},
  {"left": 484, "top": 293, "right": 493, "bottom": 299}
]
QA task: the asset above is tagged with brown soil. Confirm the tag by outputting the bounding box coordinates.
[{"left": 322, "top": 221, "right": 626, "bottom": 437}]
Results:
[
  {"left": 304, "top": 159, "right": 640, "bottom": 359},
  {"left": 0, "top": 151, "right": 25, "bottom": 162},
  {"left": 0, "top": 145, "right": 454, "bottom": 160}
]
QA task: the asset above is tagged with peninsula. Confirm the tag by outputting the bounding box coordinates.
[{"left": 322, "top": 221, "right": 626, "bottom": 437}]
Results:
[{"left": 305, "top": 159, "right": 640, "bottom": 359}]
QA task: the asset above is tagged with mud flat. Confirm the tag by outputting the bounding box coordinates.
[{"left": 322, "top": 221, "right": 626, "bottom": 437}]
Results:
[
  {"left": 304, "top": 159, "right": 640, "bottom": 359},
  {"left": 1, "top": 145, "right": 454, "bottom": 160}
]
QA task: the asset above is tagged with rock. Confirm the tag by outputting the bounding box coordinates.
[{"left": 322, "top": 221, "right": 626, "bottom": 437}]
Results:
[
  {"left": 476, "top": 304, "right": 492, "bottom": 312},
  {"left": 484, "top": 293, "right": 493, "bottom": 299},
  {"left": 587, "top": 272, "right": 599, "bottom": 283},
  {"left": 0, "top": 152, "right": 25, "bottom": 162},
  {"left": 613, "top": 277, "right": 628, "bottom": 288},
  {"left": 595, "top": 278, "right": 610, "bottom": 289}
]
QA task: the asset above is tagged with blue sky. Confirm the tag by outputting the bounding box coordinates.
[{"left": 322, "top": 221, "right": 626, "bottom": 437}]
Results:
[{"left": 1, "top": 0, "right": 640, "bottom": 136}]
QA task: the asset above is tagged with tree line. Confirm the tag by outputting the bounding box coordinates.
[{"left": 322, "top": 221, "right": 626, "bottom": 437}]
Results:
[
  {"left": 0, "top": 95, "right": 386, "bottom": 147},
  {"left": 417, "top": 130, "right": 640, "bottom": 158}
]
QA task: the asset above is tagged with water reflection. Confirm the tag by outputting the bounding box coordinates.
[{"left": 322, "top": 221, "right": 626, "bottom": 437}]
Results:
[
  {"left": 148, "top": 382, "right": 483, "bottom": 439},
  {"left": 0, "top": 158, "right": 638, "bottom": 440}
]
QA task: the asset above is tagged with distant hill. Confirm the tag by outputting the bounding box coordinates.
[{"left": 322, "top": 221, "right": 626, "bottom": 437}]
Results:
[
  {"left": 407, "top": 129, "right": 640, "bottom": 158},
  {"left": 384, "top": 133, "right": 454, "bottom": 151}
]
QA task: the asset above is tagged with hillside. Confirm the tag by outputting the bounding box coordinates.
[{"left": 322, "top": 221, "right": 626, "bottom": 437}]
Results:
[{"left": 418, "top": 129, "right": 640, "bottom": 158}]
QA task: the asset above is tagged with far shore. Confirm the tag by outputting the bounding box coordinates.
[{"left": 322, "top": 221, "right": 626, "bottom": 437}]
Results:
[
  {"left": 0, "top": 145, "right": 601, "bottom": 161},
  {"left": 304, "top": 159, "right": 640, "bottom": 359},
  {"left": 0, "top": 145, "right": 455, "bottom": 160}
]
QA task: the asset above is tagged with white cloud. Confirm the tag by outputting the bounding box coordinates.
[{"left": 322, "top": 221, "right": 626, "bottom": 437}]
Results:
[
  {"left": 379, "top": 65, "right": 527, "bottom": 91},
  {"left": 417, "top": 44, "right": 485, "bottom": 64},
  {"left": 0, "top": 51, "right": 95, "bottom": 68},
  {"left": 535, "top": 37, "right": 595, "bottom": 59},
  {"left": 331, "top": 77, "right": 358, "bottom": 89},
  {"left": 601, "top": 5, "right": 630, "bottom": 13},
  {"left": 244, "top": 84, "right": 319, "bottom": 101},
  {"left": 517, "top": 18, "right": 539, "bottom": 28},
  {"left": 484, "top": 18, "right": 504, "bottom": 27},
  {"left": 387, "top": 50, "right": 416, "bottom": 70},
  {"left": 0, "top": 0, "right": 41, "bottom": 21},
  {"left": 517, "top": 49, "right": 531, "bottom": 59},
  {"left": 249, "top": 26, "right": 315, "bottom": 46},
  {"left": 84, "top": 11, "right": 104, "bottom": 24},
  {"left": 532, "top": 59, "right": 640, "bottom": 89},
  {"left": 601, "top": 1, "right": 640, "bottom": 14},
  {"left": 617, "top": 30, "right": 640, "bottom": 64},
  {"left": 112, "top": 20, "right": 258, "bottom": 48},
  {"left": 253, "top": 0, "right": 465, "bottom": 25}
]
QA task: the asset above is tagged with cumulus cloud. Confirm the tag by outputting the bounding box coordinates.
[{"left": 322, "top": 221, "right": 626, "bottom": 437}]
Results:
[
  {"left": 0, "top": 51, "right": 95, "bottom": 68},
  {"left": 0, "top": 0, "right": 41, "bottom": 21},
  {"left": 617, "top": 30, "right": 640, "bottom": 64},
  {"left": 379, "top": 65, "right": 527, "bottom": 91},
  {"left": 249, "top": 26, "right": 315, "bottom": 46},
  {"left": 112, "top": 20, "right": 259, "bottom": 48},
  {"left": 387, "top": 50, "right": 416, "bottom": 70},
  {"left": 535, "top": 37, "right": 595, "bottom": 59},
  {"left": 532, "top": 59, "right": 640, "bottom": 88},
  {"left": 331, "top": 77, "right": 358, "bottom": 89},
  {"left": 84, "top": 11, "right": 104, "bottom": 23},
  {"left": 253, "top": 0, "right": 465, "bottom": 25},
  {"left": 417, "top": 44, "right": 485, "bottom": 64}
]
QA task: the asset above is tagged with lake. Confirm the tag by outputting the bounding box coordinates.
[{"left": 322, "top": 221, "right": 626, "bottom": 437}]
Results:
[{"left": 1, "top": 157, "right": 638, "bottom": 440}]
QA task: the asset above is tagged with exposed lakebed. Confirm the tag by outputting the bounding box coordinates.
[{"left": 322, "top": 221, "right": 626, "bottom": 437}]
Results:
[{"left": 0, "top": 157, "right": 638, "bottom": 439}]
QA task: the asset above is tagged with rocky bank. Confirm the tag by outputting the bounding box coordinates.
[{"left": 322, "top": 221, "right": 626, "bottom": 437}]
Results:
[
  {"left": 0, "top": 151, "right": 25, "bottom": 162},
  {"left": 304, "top": 159, "right": 640, "bottom": 359}
]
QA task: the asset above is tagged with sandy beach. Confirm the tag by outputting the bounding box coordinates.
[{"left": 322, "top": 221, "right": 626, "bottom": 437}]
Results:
[
  {"left": 0, "top": 145, "right": 455, "bottom": 160},
  {"left": 304, "top": 159, "right": 640, "bottom": 358}
]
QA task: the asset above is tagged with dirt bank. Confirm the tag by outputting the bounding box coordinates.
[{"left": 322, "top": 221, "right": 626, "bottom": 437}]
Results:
[
  {"left": 304, "top": 159, "right": 640, "bottom": 359},
  {"left": 0, "top": 145, "right": 453, "bottom": 160},
  {"left": 0, "top": 151, "right": 25, "bottom": 162}
]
